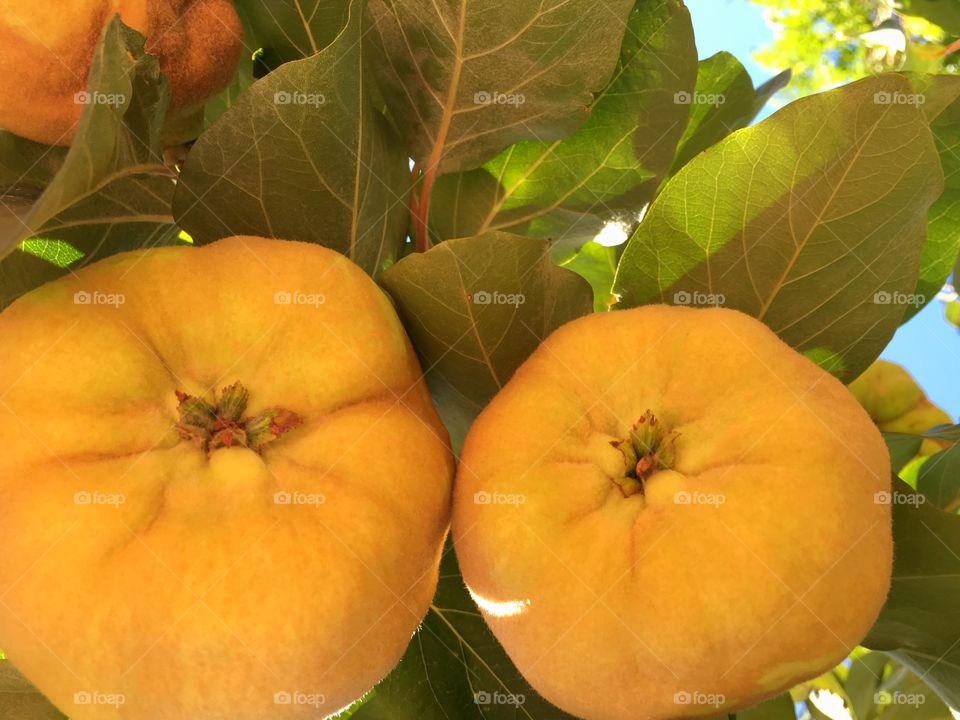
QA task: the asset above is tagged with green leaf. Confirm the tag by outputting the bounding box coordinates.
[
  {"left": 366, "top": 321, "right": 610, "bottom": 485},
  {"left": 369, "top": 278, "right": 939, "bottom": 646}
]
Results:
[
  {"left": 738, "top": 692, "right": 796, "bottom": 720},
  {"left": 747, "top": 69, "right": 793, "bottom": 123},
  {"left": 916, "top": 444, "right": 960, "bottom": 509},
  {"left": 0, "top": 17, "right": 177, "bottom": 306},
  {"left": 0, "top": 134, "right": 67, "bottom": 190},
  {"left": 427, "top": 167, "right": 507, "bottom": 242},
  {"left": 669, "top": 52, "right": 756, "bottom": 172},
  {"left": 365, "top": 0, "right": 635, "bottom": 173},
  {"left": 874, "top": 661, "right": 956, "bottom": 720},
  {"left": 173, "top": 0, "right": 409, "bottom": 276},
  {"left": 426, "top": 0, "right": 696, "bottom": 243},
  {"left": 845, "top": 651, "right": 889, "bottom": 720},
  {"left": 902, "top": 74, "right": 960, "bottom": 319},
  {"left": 425, "top": 374, "right": 483, "bottom": 457},
  {"left": 350, "top": 545, "right": 579, "bottom": 720},
  {"left": 613, "top": 74, "right": 943, "bottom": 380},
  {"left": 902, "top": 0, "right": 960, "bottom": 36},
  {"left": 669, "top": 55, "right": 790, "bottom": 175},
  {"left": 883, "top": 432, "right": 925, "bottom": 474},
  {"left": 556, "top": 240, "right": 619, "bottom": 312},
  {"left": 235, "top": 0, "right": 350, "bottom": 64},
  {"left": 379, "top": 232, "right": 593, "bottom": 407},
  {"left": 0, "top": 660, "right": 66, "bottom": 719},
  {"left": 864, "top": 479, "right": 960, "bottom": 708},
  {"left": 793, "top": 670, "right": 856, "bottom": 719}
]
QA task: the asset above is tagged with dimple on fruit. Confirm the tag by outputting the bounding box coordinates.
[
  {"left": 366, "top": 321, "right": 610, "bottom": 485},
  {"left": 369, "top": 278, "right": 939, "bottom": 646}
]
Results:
[
  {"left": 0, "top": 236, "right": 454, "bottom": 719},
  {"left": 0, "top": 0, "right": 243, "bottom": 145},
  {"left": 452, "top": 305, "right": 892, "bottom": 720}
]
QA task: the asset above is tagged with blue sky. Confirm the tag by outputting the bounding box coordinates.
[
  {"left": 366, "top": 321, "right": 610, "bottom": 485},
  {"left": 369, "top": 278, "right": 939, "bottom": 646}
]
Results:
[{"left": 685, "top": 0, "right": 960, "bottom": 419}]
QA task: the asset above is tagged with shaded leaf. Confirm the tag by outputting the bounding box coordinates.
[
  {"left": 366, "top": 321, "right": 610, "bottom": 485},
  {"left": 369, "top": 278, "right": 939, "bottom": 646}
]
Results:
[
  {"left": 379, "top": 232, "right": 592, "bottom": 407},
  {"left": 350, "top": 545, "right": 577, "bottom": 720},
  {"left": 864, "top": 479, "right": 960, "bottom": 709},
  {"left": 902, "top": 0, "right": 960, "bottom": 36},
  {"left": 0, "top": 134, "right": 67, "bottom": 190},
  {"left": 425, "top": 374, "right": 483, "bottom": 457},
  {"left": 235, "top": 0, "right": 350, "bottom": 64},
  {"left": 427, "top": 167, "right": 506, "bottom": 241},
  {"left": 916, "top": 444, "right": 960, "bottom": 509},
  {"left": 365, "top": 0, "right": 634, "bottom": 173},
  {"left": 0, "top": 17, "right": 177, "bottom": 308},
  {"left": 739, "top": 692, "right": 797, "bottom": 720},
  {"left": 174, "top": 0, "right": 409, "bottom": 275},
  {"left": 883, "top": 432, "right": 925, "bottom": 474},
  {"left": 613, "top": 74, "right": 943, "bottom": 380},
  {"left": 0, "top": 660, "right": 66, "bottom": 720},
  {"left": 874, "top": 661, "right": 956, "bottom": 720},
  {"left": 427, "top": 0, "right": 696, "bottom": 245}
]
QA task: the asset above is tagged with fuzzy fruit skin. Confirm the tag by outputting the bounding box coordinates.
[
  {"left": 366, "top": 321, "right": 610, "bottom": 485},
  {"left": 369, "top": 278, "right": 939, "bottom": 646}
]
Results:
[
  {"left": 452, "top": 306, "right": 891, "bottom": 720},
  {"left": 0, "top": 237, "right": 454, "bottom": 719},
  {"left": 0, "top": 0, "right": 243, "bottom": 145},
  {"left": 849, "top": 360, "right": 952, "bottom": 456}
]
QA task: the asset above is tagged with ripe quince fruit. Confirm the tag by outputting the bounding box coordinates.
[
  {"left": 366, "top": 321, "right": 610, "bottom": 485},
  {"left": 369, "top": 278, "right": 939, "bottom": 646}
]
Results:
[
  {"left": 452, "top": 306, "right": 891, "bottom": 720},
  {"left": 0, "top": 237, "right": 454, "bottom": 719},
  {"left": 849, "top": 359, "right": 952, "bottom": 456},
  {"left": 0, "top": 0, "right": 243, "bottom": 145}
]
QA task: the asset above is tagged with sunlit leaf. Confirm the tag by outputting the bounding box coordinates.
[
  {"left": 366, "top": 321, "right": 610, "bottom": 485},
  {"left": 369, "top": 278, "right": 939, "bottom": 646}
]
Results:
[{"left": 613, "top": 74, "right": 943, "bottom": 380}]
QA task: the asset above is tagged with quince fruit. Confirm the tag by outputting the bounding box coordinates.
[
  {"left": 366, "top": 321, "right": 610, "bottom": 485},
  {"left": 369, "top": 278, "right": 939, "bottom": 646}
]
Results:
[
  {"left": 849, "top": 359, "right": 952, "bottom": 456},
  {"left": 0, "top": 0, "right": 243, "bottom": 145},
  {"left": 452, "top": 306, "right": 891, "bottom": 720},
  {"left": 0, "top": 237, "right": 453, "bottom": 719}
]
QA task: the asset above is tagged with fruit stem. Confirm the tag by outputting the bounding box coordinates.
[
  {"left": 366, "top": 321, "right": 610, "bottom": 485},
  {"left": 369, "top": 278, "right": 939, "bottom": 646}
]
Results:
[
  {"left": 610, "top": 411, "right": 675, "bottom": 497},
  {"left": 175, "top": 384, "right": 302, "bottom": 455}
]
